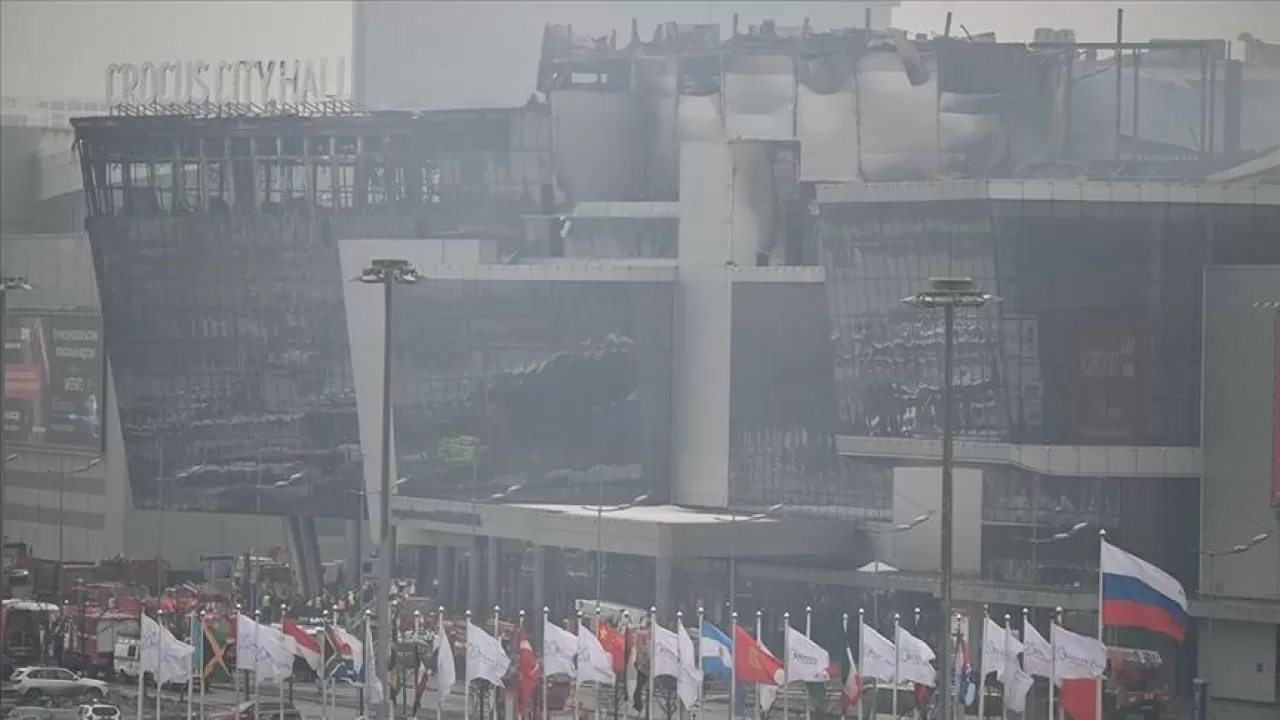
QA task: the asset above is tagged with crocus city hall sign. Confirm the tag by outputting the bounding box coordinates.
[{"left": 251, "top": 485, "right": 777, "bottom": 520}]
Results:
[{"left": 105, "top": 59, "right": 347, "bottom": 107}]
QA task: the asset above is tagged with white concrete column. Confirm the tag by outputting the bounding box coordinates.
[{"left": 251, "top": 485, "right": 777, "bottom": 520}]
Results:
[
  {"left": 654, "top": 552, "right": 673, "bottom": 622},
  {"left": 531, "top": 545, "right": 547, "bottom": 614},
  {"left": 467, "top": 537, "right": 482, "bottom": 611},
  {"left": 487, "top": 535, "right": 501, "bottom": 609}
]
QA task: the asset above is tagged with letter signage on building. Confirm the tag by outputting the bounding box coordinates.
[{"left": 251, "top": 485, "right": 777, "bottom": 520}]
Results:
[{"left": 104, "top": 59, "right": 347, "bottom": 107}]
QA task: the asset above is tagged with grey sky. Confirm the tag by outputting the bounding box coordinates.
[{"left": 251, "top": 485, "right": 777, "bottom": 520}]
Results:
[{"left": 2, "top": 1, "right": 1277, "bottom": 100}]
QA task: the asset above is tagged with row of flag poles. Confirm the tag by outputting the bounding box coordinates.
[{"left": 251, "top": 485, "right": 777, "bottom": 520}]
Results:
[{"left": 132, "top": 538, "right": 1187, "bottom": 720}]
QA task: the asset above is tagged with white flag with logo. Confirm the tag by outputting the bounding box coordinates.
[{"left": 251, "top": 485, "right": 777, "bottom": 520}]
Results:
[
  {"left": 577, "top": 625, "right": 616, "bottom": 685},
  {"left": 1021, "top": 622, "right": 1052, "bottom": 679},
  {"left": 1001, "top": 662, "right": 1035, "bottom": 713},
  {"left": 651, "top": 623, "right": 680, "bottom": 680},
  {"left": 235, "top": 614, "right": 295, "bottom": 681},
  {"left": 676, "top": 622, "right": 703, "bottom": 710},
  {"left": 140, "top": 615, "right": 195, "bottom": 684},
  {"left": 785, "top": 627, "right": 832, "bottom": 683},
  {"left": 858, "top": 622, "right": 897, "bottom": 684},
  {"left": 466, "top": 621, "right": 511, "bottom": 686},
  {"left": 435, "top": 614, "right": 456, "bottom": 702},
  {"left": 1050, "top": 624, "right": 1107, "bottom": 684},
  {"left": 894, "top": 625, "right": 937, "bottom": 688},
  {"left": 981, "top": 618, "right": 1024, "bottom": 682},
  {"left": 543, "top": 620, "right": 578, "bottom": 679}
]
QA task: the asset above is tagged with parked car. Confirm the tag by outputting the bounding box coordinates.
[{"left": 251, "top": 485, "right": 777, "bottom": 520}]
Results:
[
  {"left": 7, "top": 669, "right": 107, "bottom": 703},
  {"left": 75, "top": 705, "right": 119, "bottom": 720},
  {"left": 211, "top": 700, "right": 302, "bottom": 720}
]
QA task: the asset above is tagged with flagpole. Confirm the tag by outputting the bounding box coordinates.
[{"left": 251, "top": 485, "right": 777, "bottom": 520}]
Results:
[
  {"left": 646, "top": 607, "right": 656, "bottom": 720},
  {"left": 595, "top": 604, "right": 604, "bottom": 720},
  {"left": 803, "top": 607, "right": 811, "bottom": 720},
  {"left": 576, "top": 611, "right": 585, "bottom": 720},
  {"left": 729, "top": 610, "right": 738, "bottom": 720},
  {"left": 675, "top": 610, "right": 686, "bottom": 720},
  {"left": 1054, "top": 607, "right": 1064, "bottom": 720},
  {"left": 253, "top": 610, "right": 262, "bottom": 720},
  {"left": 1096, "top": 529, "right": 1106, "bottom": 720},
  {"left": 414, "top": 610, "right": 423, "bottom": 718},
  {"left": 158, "top": 609, "right": 165, "bottom": 720},
  {"left": 494, "top": 606, "right": 502, "bottom": 720},
  {"left": 1001, "top": 614, "right": 1011, "bottom": 720},
  {"left": 890, "top": 613, "right": 899, "bottom": 720},
  {"left": 200, "top": 612, "right": 208, "bottom": 720},
  {"left": 840, "top": 612, "right": 849, "bottom": 720},
  {"left": 854, "top": 609, "right": 864, "bottom": 720},
  {"left": 695, "top": 607, "right": 704, "bottom": 719},
  {"left": 782, "top": 611, "right": 790, "bottom": 720},
  {"left": 465, "top": 610, "right": 473, "bottom": 720},
  {"left": 977, "top": 605, "right": 987, "bottom": 720},
  {"left": 440, "top": 606, "right": 450, "bottom": 720},
  {"left": 1020, "top": 608, "right": 1030, "bottom": 720},
  {"left": 320, "top": 611, "right": 329, "bottom": 720},
  {"left": 136, "top": 604, "right": 145, "bottom": 720},
  {"left": 187, "top": 613, "right": 195, "bottom": 720},
  {"left": 541, "top": 607, "right": 549, "bottom": 720},
  {"left": 752, "top": 611, "right": 761, "bottom": 720}
]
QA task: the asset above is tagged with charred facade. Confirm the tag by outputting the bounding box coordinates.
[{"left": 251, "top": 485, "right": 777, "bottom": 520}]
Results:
[{"left": 73, "top": 105, "right": 553, "bottom": 514}]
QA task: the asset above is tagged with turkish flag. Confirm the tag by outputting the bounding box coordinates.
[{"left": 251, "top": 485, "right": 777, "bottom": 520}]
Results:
[
  {"left": 597, "top": 621, "right": 627, "bottom": 673},
  {"left": 515, "top": 629, "right": 541, "bottom": 719},
  {"left": 732, "top": 624, "right": 784, "bottom": 685},
  {"left": 1061, "top": 679, "right": 1098, "bottom": 720}
]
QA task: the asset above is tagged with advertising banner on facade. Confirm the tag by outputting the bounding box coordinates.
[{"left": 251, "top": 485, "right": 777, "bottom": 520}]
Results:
[{"left": 2, "top": 312, "right": 104, "bottom": 451}]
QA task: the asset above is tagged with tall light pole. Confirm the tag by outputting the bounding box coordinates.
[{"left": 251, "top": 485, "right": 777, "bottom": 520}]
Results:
[
  {"left": 51, "top": 456, "right": 103, "bottom": 562},
  {"left": 583, "top": 493, "right": 650, "bottom": 604},
  {"left": 0, "top": 276, "right": 33, "bottom": 601},
  {"left": 865, "top": 510, "right": 934, "bottom": 621},
  {"left": 1195, "top": 531, "right": 1272, "bottom": 671},
  {"left": 901, "top": 277, "right": 995, "bottom": 720},
  {"left": 719, "top": 503, "right": 785, "bottom": 618},
  {"left": 356, "top": 258, "right": 420, "bottom": 720}
]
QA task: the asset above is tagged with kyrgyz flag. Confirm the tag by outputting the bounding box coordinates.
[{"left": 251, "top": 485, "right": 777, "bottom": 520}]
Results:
[
  {"left": 732, "top": 624, "right": 784, "bottom": 686},
  {"left": 514, "top": 629, "right": 541, "bottom": 719}
]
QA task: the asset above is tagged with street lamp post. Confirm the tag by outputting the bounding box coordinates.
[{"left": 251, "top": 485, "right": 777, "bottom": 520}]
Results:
[
  {"left": 865, "top": 511, "right": 934, "bottom": 621},
  {"left": 1195, "top": 531, "right": 1273, "bottom": 668},
  {"left": 583, "top": 493, "right": 650, "bottom": 605},
  {"left": 0, "top": 276, "right": 33, "bottom": 600},
  {"left": 356, "top": 258, "right": 421, "bottom": 720},
  {"left": 51, "top": 456, "right": 103, "bottom": 562},
  {"left": 721, "top": 503, "right": 785, "bottom": 618},
  {"left": 901, "top": 277, "right": 995, "bottom": 720}
]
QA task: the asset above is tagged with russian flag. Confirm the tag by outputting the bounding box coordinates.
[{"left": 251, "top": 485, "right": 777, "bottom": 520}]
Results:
[
  {"left": 699, "top": 620, "right": 733, "bottom": 680},
  {"left": 1101, "top": 540, "right": 1189, "bottom": 643}
]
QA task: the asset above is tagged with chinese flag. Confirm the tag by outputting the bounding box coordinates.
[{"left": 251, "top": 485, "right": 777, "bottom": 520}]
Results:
[
  {"left": 515, "top": 629, "right": 541, "bottom": 719},
  {"left": 597, "top": 621, "right": 627, "bottom": 673},
  {"left": 732, "top": 624, "right": 784, "bottom": 685},
  {"left": 1061, "top": 679, "right": 1098, "bottom": 720}
]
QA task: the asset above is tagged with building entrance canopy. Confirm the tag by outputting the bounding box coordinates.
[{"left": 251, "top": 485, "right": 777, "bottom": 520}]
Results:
[{"left": 391, "top": 496, "right": 857, "bottom": 560}]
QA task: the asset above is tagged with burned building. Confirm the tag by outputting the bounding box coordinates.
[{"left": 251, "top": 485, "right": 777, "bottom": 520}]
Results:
[{"left": 56, "top": 16, "right": 1280, "bottom": 715}]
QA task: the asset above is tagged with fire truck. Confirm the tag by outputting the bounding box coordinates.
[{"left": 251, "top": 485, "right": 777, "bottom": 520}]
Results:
[{"left": 1104, "top": 647, "right": 1174, "bottom": 720}]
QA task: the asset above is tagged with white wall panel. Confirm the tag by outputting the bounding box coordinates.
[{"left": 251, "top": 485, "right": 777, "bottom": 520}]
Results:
[
  {"left": 797, "top": 57, "right": 860, "bottom": 182},
  {"left": 886, "top": 466, "right": 983, "bottom": 574},
  {"left": 723, "top": 54, "right": 795, "bottom": 141},
  {"left": 856, "top": 52, "right": 940, "bottom": 181},
  {"left": 552, "top": 89, "right": 644, "bottom": 202}
]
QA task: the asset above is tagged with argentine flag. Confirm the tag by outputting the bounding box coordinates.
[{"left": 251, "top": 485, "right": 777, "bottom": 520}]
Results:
[{"left": 699, "top": 620, "right": 733, "bottom": 680}]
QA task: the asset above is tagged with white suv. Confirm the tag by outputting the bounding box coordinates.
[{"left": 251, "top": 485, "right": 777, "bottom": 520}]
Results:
[{"left": 9, "top": 667, "right": 108, "bottom": 703}]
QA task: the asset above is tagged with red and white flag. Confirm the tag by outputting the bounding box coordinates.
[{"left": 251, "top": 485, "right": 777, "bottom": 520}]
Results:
[
  {"left": 840, "top": 645, "right": 864, "bottom": 710},
  {"left": 282, "top": 618, "right": 322, "bottom": 674}
]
